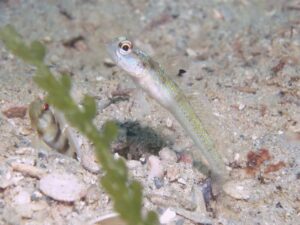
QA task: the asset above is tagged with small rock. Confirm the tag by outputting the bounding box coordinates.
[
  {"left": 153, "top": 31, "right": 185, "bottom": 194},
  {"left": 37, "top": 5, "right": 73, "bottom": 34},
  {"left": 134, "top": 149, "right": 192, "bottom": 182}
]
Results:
[
  {"left": 7, "top": 53, "right": 14, "bottom": 60},
  {"left": 165, "top": 117, "right": 173, "bottom": 128},
  {"left": 31, "top": 201, "right": 48, "bottom": 211},
  {"left": 0, "top": 166, "right": 13, "bottom": 189},
  {"left": 49, "top": 54, "right": 59, "bottom": 64},
  {"left": 31, "top": 191, "right": 43, "bottom": 201},
  {"left": 15, "top": 204, "right": 33, "bottom": 218},
  {"left": 178, "top": 152, "right": 193, "bottom": 164},
  {"left": 148, "top": 155, "right": 164, "bottom": 179},
  {"left": 0, "top": 198, "right": 4, "bottom": 208},
  {"left": 38, "top": 151, "right": 48, "bottom": 159},
  {"left": 140, "top": 157, "right": 147, "bottom": 164},
  {"left": 74, "top": 40, "right": 88, "bottom": 51},
  {"left": 177, "top": 177, "right": 187, "bottom": 185},
  {"left": 15, "top": 147, "right": 35, "bottom": 155},
  {"left": 43, "top": 36, "right": 52, "bottom": 43},
  {"left": 159, "top": 147, "right": 178, "bottom": 163},
  {"left": 96, "top": 76, "right": 104, "bottom": 81},
  {"left": 88, "top": 213, "right": 126, "bottom": 225},
  {"left": 201, "top": 178, "right": 213, "bottom": 210},
  {"left": 153, "top": 177, "right": 164, "bottom": 189},
  {"left": 174, "top": 208, "right": 212, "bottom": 224},
  {"left": 166, "top": 165, "right": 180, "bottom": 182},
  {"left": 192, "top": 184, "right": 208, "bottom": 214},
  {"left": 3, "top": 206, "right": 21, "bottom": 225},
  {"left": 213, "top": 8, "right": 224, "bottom": 20},
  {"left": 14, "top": 190, "right": 31, "bottom": 205},
  {"left": 223, "top": 179, "right": 257, "bottom": 200},
  {"left": 80, "top": 151, "right": 100, "bottom": 174},
  {"left": 39, "top": 172, "right": 87, "bottom": 202},
  {"left": 11, "top": 162, "right": 46, "bottom": 179},
  {"left": 85, "top": 184, "right": 101, "bottom": 204},
  {"left": 0, "top": 176, "right": 13, "bottom": 189},
  {"left": 160, "top": 208, "right": 176, "bottom": 224},
  {"left": 103, "top": 58, "right": 116, "bottom": 67},
  {"left": 185, "top": 48, "right": 197, "bottom": 57},
  {"left": 2, "top": 106, "right": 27, "bottom": 118},
  {"left": 234, "top": 153, "right": 240, "bottom": 161},
  {"left": 238, "top": 103, "right": 245, "bottom": 110},
  {"left": 126, "top": 160, "right": 142, "bottom": 169},
  {"left": 74, "top": 200, "right": 86, "bottom": 212},
  {"left": 18, "top": 126, "right": 32, "bottom": 136}
]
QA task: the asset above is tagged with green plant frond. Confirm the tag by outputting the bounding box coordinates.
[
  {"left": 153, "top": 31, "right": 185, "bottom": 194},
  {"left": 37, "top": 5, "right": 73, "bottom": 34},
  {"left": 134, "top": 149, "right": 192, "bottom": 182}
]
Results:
[
  {"left": 0, "top": 25, "right": 159, "bottom": 225},
  {"left": 0, "top": 25, "right": 45, "bottom": 66},
  {"left": 82, "top": 95, "right": 97, "bottom": 120}
]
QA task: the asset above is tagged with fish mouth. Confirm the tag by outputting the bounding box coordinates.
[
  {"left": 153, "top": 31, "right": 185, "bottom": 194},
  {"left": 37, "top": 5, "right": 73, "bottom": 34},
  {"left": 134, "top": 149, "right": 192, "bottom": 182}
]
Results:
[{"left": 105, "top": 37, "right": 127, "bottom": 65}]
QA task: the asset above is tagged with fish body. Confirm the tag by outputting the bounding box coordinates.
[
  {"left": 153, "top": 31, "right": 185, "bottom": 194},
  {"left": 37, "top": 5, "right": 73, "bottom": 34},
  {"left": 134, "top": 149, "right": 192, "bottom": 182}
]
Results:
[
  {"left": 29, "top": 98, "right": 75, "bottom": 157},
  {"left": 106, "top": 37, "right": 228, "bottom": 183},
  {"left": 29, "top": 98, "right": 101, "bottom": 174}
]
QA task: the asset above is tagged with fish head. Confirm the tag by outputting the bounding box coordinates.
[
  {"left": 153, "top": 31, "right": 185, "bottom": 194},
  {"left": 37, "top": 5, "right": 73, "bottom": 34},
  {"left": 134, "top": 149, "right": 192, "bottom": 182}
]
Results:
[
  {"left": 106, "top": 37, "right": 152, "bottom": 79},
  {"left": 28, "top": 98, "right": 50, "bottom": 129}
]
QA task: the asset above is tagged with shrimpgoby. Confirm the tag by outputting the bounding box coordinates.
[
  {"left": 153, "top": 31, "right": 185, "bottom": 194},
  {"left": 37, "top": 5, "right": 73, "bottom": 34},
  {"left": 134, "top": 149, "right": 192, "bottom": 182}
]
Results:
[{"left": 106, "top": 37, "right": 228, "bottom": 184}]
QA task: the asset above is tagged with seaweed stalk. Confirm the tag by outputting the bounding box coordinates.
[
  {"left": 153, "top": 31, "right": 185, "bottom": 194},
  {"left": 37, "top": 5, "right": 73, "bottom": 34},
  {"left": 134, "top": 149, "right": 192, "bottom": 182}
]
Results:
[{"left": 0, "top": 25, "right": 158, "bottom": 225}]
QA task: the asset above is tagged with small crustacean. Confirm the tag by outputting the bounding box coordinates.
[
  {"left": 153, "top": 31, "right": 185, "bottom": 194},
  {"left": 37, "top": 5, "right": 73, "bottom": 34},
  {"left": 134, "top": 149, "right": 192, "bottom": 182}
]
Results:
[{"left": 28, "top": 98, "right": 76, "bottom": 158}]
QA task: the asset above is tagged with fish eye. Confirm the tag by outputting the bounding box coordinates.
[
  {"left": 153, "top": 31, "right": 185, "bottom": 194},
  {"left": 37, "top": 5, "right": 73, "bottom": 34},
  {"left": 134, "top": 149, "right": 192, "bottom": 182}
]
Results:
[
  {"left": 118, "top": 40, "right": 132, "bottom": 55},
  {"left": 42, "top": 103, "right": 49, "bottom": 111}
]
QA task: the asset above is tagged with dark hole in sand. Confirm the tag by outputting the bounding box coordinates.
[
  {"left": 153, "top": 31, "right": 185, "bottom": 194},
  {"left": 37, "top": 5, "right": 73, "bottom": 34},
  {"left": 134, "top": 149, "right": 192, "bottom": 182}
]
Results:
[{"left": 109, "top": 120, "right": 170, "bottom": 160}]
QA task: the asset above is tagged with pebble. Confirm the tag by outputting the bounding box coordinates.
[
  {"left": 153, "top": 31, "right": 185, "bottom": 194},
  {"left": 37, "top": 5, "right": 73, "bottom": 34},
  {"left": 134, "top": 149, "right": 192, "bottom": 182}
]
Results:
[
  {"left": 159, "top": 208, "right": 176, "bottom": 224},
  {"left": 31, "top": 191, "right": 43, "bottom": 201},
  {"left": 85, "top": 184, "right": 101, "bottom": 204},
  {"left": 166, "top": 165, "right": 180, "bottom": 181},
  {"left": 177, "top": 177, "right": 187, "bottom": 185},
  {"left": 165, "top": 117, "right": 173, "bottom": 128},
  {"left": 178, "top": 152, "right": 193, "bottom": 164},
  {"left": 74, "top": 40, "right": 88, "bottom": 51},
  {"left": 88, "top": 213, "right": 126, "bottom": 225},
  {"left": 43, "top": 36, "right": 52, "bottom": 43},
  {"left": 126, "top": 160, "right": 142, "bottom": 169},
  {"left": 39, "top": 172, "right": 87, "bottom": 202},
  {"left": 223, "top": 179, "right": 257, "bottom": 200},
  {"left": 174, "top": 208, "right": 212, "bottom": 224},
  {"left": 15, "top": 204, "right": 34, "bottom": 218},
  {"left": 30, "top": 201, "right": 48, "bottom": 211},
  {"left": 2, "top": 106, "right": 27, "bottom": 118},
  {"left": 192, "top": 184, "right": 208, "bottom": 214},
  {"left": 139, "top": 157, "right": 147, "bottom": 164},
  {"left": 159, "top": 147, "right": 178, "bottom": 163},
  {"left": 238, "top": 103, "right": 245, "bottom": 110},
  {"left": 14, "top": 190, "right": 31, "bottom": 205},
  {"left": 103, "top": 58, "right": 116, "bottom": 67},
  {"left": 15, "top": 147, "right": 35, "bottom": 155},
  {"left": 0, "top": 176, "right": 13, "bottom": 189},
  {"left": 80, "top": 152, "right": 100, "bottom": 174},
  {"left": 185, "top": 48, "right": 197, "bottom": 57},
  {"left": 18, "top": 126, "right": 32, "bottom": 136},
  {"left": 11, "top": 162, "right": 46, "bottom": 179},
  {"left": 0, "top": 166, "right": 13, "bottom": 189},
  {"left": 147, "top": 155, "right": 164, "bottom": 179},
  {"left": 153, "top": 177, "right": 164, "bottom": 189},
  {"left": 3, "top": 206, "right": 21, "bottom": 225},
  {"left": 96, "top": 76, "right": 104, "bottom": 81}
]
